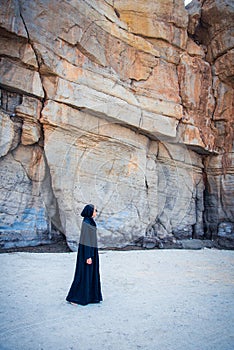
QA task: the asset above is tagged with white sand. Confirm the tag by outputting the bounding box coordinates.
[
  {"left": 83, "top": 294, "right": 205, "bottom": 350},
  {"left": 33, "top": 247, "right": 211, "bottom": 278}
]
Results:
[{"left": 0, "top": 249, "right": 234, "bottom": 350}]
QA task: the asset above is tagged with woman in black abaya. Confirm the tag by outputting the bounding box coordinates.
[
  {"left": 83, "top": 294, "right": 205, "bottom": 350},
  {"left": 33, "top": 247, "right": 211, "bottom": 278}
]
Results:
[{"left": 66, "top": 204, "right": 102, "bottom": 306}]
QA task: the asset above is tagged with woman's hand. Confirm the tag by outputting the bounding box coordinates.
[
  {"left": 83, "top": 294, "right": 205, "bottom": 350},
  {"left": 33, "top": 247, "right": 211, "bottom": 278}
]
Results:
[{"left": 86, "top": 258, "right": 92, "bottom": 265}]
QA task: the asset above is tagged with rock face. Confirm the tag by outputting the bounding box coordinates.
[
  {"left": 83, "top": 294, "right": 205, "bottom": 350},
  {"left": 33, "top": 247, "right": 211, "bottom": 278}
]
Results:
[
  {"left": 186, "top": 0, "right": 234, "bottom": 248},
  {"left": 0, "top": 0, "right": 233, "bottom": 250}
]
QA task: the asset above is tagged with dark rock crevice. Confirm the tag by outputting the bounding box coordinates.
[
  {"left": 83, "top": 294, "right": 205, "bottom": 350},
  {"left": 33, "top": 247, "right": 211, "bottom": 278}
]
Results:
[{"left": 19, "top": 2, "right": 47, "bottom": 147}]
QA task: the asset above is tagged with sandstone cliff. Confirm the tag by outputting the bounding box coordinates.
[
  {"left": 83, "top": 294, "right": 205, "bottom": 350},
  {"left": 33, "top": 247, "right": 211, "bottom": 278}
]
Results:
[{"left": 0, "top": 0, "right": 233, "bottom": 250}]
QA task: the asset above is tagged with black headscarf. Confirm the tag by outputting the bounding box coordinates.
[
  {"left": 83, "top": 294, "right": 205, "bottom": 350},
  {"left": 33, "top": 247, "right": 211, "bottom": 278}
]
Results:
[
  {"left": 81, "top": 204, "right": 94, "bottom": 218},
  {"left": 81, "top": 204, "right": 96, "bottom": 227}
]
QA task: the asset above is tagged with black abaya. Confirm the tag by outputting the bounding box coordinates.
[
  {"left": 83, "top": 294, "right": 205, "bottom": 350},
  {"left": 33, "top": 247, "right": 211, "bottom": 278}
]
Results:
[{"left": 66, "top": 217, "right": 102, "bottom": 306}]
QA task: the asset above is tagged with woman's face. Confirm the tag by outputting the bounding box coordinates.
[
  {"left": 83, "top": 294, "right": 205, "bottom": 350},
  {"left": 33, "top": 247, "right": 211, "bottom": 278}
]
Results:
[{"left": 92, "top": 207, "right": 97, "bottom": 218}]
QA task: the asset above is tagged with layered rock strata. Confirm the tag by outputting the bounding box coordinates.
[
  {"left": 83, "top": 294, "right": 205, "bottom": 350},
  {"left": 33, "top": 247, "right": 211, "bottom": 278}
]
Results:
[{"left": 0, "top": 0, "right": 233, "bottom": 250}]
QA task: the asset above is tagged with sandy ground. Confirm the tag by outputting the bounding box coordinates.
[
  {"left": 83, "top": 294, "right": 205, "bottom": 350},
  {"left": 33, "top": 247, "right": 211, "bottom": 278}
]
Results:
[{"left": 0, "top": 249, "right": 234, "bottom": 350}]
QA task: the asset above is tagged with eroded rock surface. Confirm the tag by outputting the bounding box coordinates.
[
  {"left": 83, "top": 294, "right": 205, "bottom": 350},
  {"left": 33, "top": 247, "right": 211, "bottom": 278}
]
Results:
[{"left": 0, "top": 0, "right": 233, "bottom": 250}]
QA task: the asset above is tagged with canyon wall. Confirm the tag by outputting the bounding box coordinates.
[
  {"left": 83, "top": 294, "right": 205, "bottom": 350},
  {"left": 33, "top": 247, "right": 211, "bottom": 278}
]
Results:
[{"left": 0, "top": 0, "right": 233, "bottom": 250}]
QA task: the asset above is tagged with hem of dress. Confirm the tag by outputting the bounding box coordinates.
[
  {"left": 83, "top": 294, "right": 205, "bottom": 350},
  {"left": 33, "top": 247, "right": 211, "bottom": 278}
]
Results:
[{"left": 66, "top": 298, "right": 102, "bottom": 306}]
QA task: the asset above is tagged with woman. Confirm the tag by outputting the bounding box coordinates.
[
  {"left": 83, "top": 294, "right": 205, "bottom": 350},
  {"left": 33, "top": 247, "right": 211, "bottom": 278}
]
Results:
[{"left": 66, "top": 204, "right": 103, "bottom": 306}]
